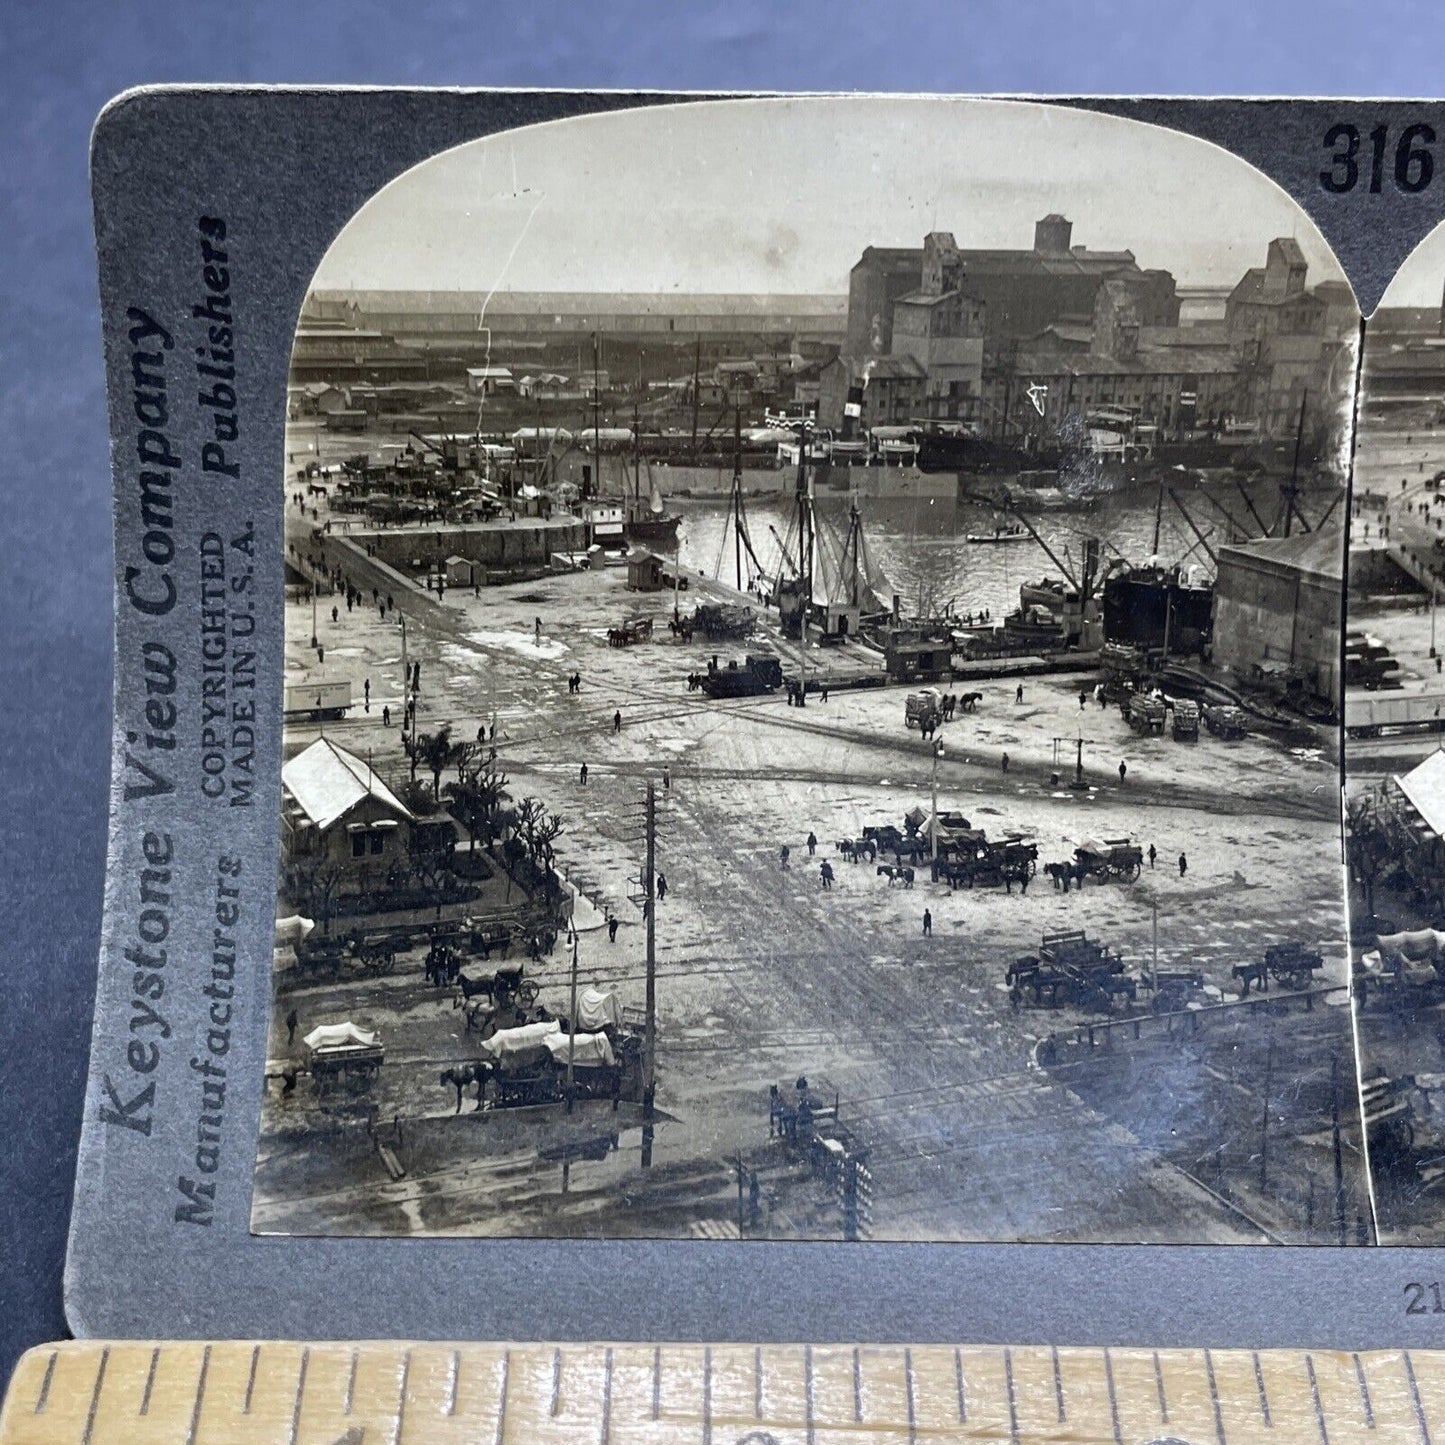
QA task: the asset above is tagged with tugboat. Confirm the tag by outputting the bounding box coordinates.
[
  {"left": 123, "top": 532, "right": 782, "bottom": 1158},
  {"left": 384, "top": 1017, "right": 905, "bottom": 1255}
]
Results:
[{"left": 965, "top": 523, "right": 1030, "bottom": 544}]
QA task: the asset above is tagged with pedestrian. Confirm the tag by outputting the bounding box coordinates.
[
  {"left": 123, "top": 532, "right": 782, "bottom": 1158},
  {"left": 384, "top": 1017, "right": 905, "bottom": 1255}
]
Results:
[
  {"left": 807, "top": 831, "right": 817, "bottom": 857},
  {"left": 657, "top": 873, "right": 668, "bottom": 902},
  {"left": 382, "top": 705, "right": 391, "bottom": 727},
  {"left": 580, "top": 762, "right": 588, "bottom": 786},
  {"left": 316, "top": 643, "right": 324, "bottom": 663},
  {"left": 820, "top": 860, "right": 834, "bottom": 889},
  {"left": 1015, "top": 683, "right": 1024, "bottom": 704},
  {"left": 1001, "top": 751, "right": 1009, "bottom": 774},
  {"left": 1147, "top": 843, "right": 1157, "bottom": 870},
  {"left": 1118, "top": 760, "right": 1127, "bottom": 784},
  {"left": 780, "top": 844, "right": 791, "bottom": 870},
  {"left": 613, "top": 709, "right": 622, "bottom": 733},
  {"left": 1178, "top": 852, "right": 1188, "bottom": 878},
  {"left": 820, "top": 685, "right": 829, "bottom": 703},
  {"left": 285, "top": 1008, "right": 298, "bottom": 1046},
  {"left": 607, "top": 915, "right": 620, "bottom": 944},
  {"left": 1079, "top": 689, "right": 1087, "bottom": 709},
  {"left": 663, "top": 768, "right": 671, "bottom": 790},
  {"left": 331, "top": 605, "right": 338, "bottom": 623},
  {"left": 535, "top": 616, "right": 543, "bottom": 641},
  {"left": 922, "top": 908, "right": 932, "bottom": 937},
  {"left": 364, "top": 678, "right": 370, "bottom": 712}
]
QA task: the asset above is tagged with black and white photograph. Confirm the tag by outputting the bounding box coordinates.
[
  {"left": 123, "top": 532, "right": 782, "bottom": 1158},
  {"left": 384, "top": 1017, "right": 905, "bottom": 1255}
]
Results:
[
  {"left": 252, "top": 96, "right": 1367, "bottom": 1244},
  {"left": 1346, "top": 223, "right": 1445, "bottom": 1244}
]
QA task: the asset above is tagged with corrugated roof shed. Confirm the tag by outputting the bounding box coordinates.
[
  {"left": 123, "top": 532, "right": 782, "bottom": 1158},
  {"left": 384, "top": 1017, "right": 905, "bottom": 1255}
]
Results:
[
  {"left": 1216, "top": 526, "right": 1345, "bottom": 583},
  {"left": 1397, "top": 749, "right": 1445, "bottom": 837},
  {"left": 283, "top": 736, "right": 414, "bottom": 832}
]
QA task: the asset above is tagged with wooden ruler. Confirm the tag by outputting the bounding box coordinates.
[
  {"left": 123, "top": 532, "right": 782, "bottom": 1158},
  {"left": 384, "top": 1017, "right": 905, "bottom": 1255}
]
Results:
[{"left": 4, "top": 1340, "right": 1445, "bottom": 1444}]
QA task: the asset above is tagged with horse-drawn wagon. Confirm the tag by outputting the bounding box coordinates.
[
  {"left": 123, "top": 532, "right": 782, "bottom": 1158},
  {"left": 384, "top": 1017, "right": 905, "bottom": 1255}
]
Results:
[
  {"left": 608, "top": 617, "right": 654, "bottom": 647},
  {"left": 1073, "top": 836, "right": 1143, "bottom": 883},
  {"left": 302, "top": 1022, "right": 384, "bottom": 1098},
  {"left": 1202, "top": 703, "right": 1248, "bottom": 740},
  {"left": 291, "top": 927, "right": 401, "bottom": 984},
  {"left": 1007, "top": 930, "right": 1137, "bottom": 1012},
  {"left": 1171, "top": 698, "right": 1201, "bottom": 741},
  {"left": 1125, "top": 693, "right": 1167, "bottom": 736}
]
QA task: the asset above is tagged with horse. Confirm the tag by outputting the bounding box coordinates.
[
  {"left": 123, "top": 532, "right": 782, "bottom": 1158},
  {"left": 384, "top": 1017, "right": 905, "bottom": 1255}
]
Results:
[
  {"left": 959, "top": 692, "right": 982, "bottom": 713},
  {"left": 440, "top": 1062, "right": 490, "bottom": 1113},
  {"left": 1044, "top": 861, "right": 1073, "bottom": 892},
  {"left": 1232, "top": 960, "right": 1269, "bottom": 997},
  {"left": 892, "top": 837, "right": 929, "bottom": 865},
  {"left": 876, "top": 864, "right": 915, "bottom": 889},
  {"left": 838, "top": 838, "right": 859, "bottom": 863}
]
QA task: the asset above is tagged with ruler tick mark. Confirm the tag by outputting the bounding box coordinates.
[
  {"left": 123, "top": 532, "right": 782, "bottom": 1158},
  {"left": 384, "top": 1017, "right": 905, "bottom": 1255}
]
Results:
[
  {"left": 1004, "top": 1348, "right": 1020, "bottom": 1445},
  {"left": 139, "top": 1347, "right": 159, "bottom": 1416},
  {"left": 495, "top": 1349, "right": 510, "bottom": 1445},
  {"left": 954, "top": 1347, "right": 967, "bottom": 1423},
  {"left": 392, "top": 1350, "right": 411, "bottom": 1445},
  {"left": 1405, "top": 1353, "right": 1433, "bottom": 1445},
  {"left": 852, "top": 1347, "right": 863, "bottom": 1423},
  {"left": 1253, "top": 1351, "right": 1271, "bottom": 1427},
  {"left": 1153, "top": 1350, "right": 1169, "bottom": 1424},
  {"left": 702, "top": 1346, "right": 712, "bottom": 1445},
  {"left": 1307, "top": 1355, "right": 1330, "bottom": 1445},
  {"left": 1103, "top": 1347, "right": 1123, "bottom": 1445},
  {"left": 244, "top": 1345, "right": 260, "bottom": 1416},
  {"left": 601, "top": 1346, "right": 613, "bottom": 1445},
  {"left": 80, "top": 1347, "right": 108, "bottom": 1445},
  {"left": 904, "top": 1347, "right": 917, "bottom": 1445},
  {"left": 185, "top": 1346, "right": 210, "bottom": 1445},
  {"left": 1051, "top": 1346, "right": 1065, "bottom": 1423},
  {"left": 344, "top": 1347, "right": 357, "bottom": 1416},
  {"left": 1353, "top": 1352, "right": 1375, "bottom": 1429},
  {"left": 805, "top": 1344, "right": 816, "bottom": 1445},
  {"left": 1205, "top": 1348, "right": 1228, "bottom": 1445},
  {"left": 33, "top": 1350, "right": 57, "bottom": 1413},
  {"left": 288, "top": 1347, "right": 308, "bottom": 1445},
  {"left": 551, "top": 1347, "right": 562, "bottom": 1417},
  {"left": 446, "top": 1349, "right": 460, "bottom": 1417},
  {"left": 653, "top": 1346, "right": 662, "bottom": 1420}
]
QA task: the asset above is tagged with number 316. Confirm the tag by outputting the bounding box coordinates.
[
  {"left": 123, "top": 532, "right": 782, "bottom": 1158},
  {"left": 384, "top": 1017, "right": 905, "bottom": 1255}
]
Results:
[{"left": 1322, "top": 123, "right": 1436, "bottom": 194}]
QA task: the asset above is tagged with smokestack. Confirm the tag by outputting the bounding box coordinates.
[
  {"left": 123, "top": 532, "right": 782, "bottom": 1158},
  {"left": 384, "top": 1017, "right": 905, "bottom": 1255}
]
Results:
[{"left": 1034, "top": 214, "right": 1073, "bottom": 256}]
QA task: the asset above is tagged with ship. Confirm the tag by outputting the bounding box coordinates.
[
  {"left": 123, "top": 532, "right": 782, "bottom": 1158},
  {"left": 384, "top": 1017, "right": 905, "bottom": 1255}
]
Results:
[
  {"left": 622, "top": 427, "right": 681, "bottom": 551},
  {"left": 1101, "top": 560, "right": 1214, "bottom": 656}
]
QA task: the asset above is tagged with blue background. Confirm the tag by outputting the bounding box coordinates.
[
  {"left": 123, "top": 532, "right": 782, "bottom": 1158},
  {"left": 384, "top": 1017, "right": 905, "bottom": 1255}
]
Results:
[{"left": 2, "top": 0, "right": 1441, "bottom": 1393}]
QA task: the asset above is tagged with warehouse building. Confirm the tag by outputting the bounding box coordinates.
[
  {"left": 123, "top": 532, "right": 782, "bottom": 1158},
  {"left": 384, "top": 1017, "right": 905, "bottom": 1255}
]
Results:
[{"left": 1210, "top": 527, "right": 1344, "bottom": 707}]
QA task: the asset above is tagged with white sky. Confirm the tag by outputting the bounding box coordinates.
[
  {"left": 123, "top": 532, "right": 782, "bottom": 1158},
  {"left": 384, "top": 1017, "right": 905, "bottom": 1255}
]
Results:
[
  {"left": 1377, "top": 220, "right": 1445, "bottom": 308},
  {"left": 313, "top": 96, "right": 1350, "bottom": 300}
]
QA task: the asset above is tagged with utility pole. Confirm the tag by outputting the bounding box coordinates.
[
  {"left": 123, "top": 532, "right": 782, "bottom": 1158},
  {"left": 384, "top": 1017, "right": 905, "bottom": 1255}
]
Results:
[
  {"left": 733, "top": 404, "right": 744, "bottom": 592},
  {"left": 1283, "top": 390, "right": 1308, "bottom": 538},
  {"left": 310, "top": 583, "right": 318, "bottom": 649},
  {"left": 642, "top": 780, "right": 657, "bottom": 1167},
  {"left": 1258, "top": 1036, "right": 1274, "bottom": 1192},
  {"left": 1331, "top": 1051, "right": 1347, "bottom": 1246},
  {"left": 691, "top": 334, "right": 702, "bottom": 462},
  {"left": 1151, "top": 897, "right": 1159, "bottom": 993},
  {"left": 931, "top": 738, "right": 944, "bottom": 862},
  {"left": 565, "top": 924, "right": 580, "bottom": 1114}
]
